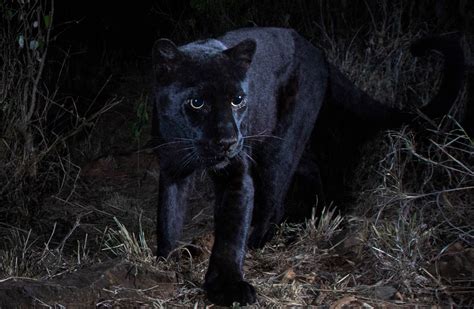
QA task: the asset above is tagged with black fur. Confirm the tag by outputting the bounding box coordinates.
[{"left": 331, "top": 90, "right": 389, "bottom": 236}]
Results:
[{"left": 150, "top": 28, "right": 465, "bottom": 306}]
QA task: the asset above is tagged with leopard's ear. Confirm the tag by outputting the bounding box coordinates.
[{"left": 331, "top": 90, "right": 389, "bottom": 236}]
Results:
[
  {"left": 152, "top": 39, "right": 183, "bottom": 77},
  {"left": 223, "top": 39, "right": 257, "bottom": 70}
]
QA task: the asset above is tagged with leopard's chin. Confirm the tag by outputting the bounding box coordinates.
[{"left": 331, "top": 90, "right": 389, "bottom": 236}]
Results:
[{"left": 213, "top": 157, "right": 230, "bottom": 169}]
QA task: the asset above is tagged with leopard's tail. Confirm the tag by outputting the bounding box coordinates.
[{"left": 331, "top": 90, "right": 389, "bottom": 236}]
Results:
[
  {"left": 326, "top": 33, "right": 465, "bottom": 128},
  {"left": 306, "top": 33, "right": 465, "bottom": 207}
]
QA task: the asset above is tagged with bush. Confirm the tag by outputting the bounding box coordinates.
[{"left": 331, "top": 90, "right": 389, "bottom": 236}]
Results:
[{"left": 0, "top": 0, "right": 117, "bottom": 225}]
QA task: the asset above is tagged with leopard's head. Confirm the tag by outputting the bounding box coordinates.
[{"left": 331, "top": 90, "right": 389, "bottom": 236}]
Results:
[{"left": 151, "top": 38, "right": 256, "bottom": 172}]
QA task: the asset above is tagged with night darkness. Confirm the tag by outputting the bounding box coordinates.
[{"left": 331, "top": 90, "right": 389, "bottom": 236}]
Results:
[
  {"left": 0, "top": 0, "right": 473, "bottom": 307},
  {"left": 49, "top": 0, "right": 472, "bottom": 103}
]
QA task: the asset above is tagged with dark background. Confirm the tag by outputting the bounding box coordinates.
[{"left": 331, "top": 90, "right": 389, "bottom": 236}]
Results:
[
  {"left": 45, "top": 0, "right": 472, "bottom": 119},
  {"left": 52, "top": 0, "right": 471, "bottom": 79}
]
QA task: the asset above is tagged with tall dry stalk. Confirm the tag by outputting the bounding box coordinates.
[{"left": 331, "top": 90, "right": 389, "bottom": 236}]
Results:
[{"left": 0, "top": 1, "right": 119, "bottom": 220}]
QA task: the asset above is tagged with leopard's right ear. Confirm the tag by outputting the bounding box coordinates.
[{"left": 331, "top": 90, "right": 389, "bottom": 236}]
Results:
[
  {"left": 223, "top": 39, "right": 256, "bottom": 71},
  {"left": 152, "top": 39, "right": 183, "bottom": 78}
]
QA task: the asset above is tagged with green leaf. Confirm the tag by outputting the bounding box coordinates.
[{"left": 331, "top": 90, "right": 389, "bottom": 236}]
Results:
[
  {"left": 131, "top": 123, "right": 141, "bottom": 139},
  {"left": 43, "top": 15, "right": 51, "bottom": 28},
  {"left": 136, "top": 101, "right": 149, "bottom": 122}
]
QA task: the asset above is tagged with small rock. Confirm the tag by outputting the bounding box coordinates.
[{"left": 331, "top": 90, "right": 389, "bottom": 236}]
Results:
[
  {"left": 281, "top": 268, "right": 296, "bottom": 283},
  {"left": 371, "top": 285, "right": 397, "bottom": 300}
]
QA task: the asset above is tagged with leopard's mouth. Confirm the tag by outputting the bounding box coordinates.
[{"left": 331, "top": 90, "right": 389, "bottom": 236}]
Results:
[
  {"left": 202, "top": 141, "right": 243, "bottom": 159},
  {"left": 200, "top": 151, "right": 238, "bottom": 169},
  {"left": 198, "top": 140, "right": 244, "bottom": 169}
]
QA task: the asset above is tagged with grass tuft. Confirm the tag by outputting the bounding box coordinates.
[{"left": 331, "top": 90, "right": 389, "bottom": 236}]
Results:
[{"left": 103, "top": 216, "right": 154, "bottom": 265}]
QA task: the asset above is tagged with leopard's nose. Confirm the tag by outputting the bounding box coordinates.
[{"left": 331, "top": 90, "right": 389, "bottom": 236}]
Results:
[{"left": 217, "top": 137, "right": 238, "bottom": 153}]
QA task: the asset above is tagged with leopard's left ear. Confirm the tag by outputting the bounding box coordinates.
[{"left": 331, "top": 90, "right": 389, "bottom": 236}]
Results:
[
  {"left": 223, "top": 39, "right": 257, "bottom": 70},
  {"left": 152, "top": 39, "right": 183, "bottom": 78}
]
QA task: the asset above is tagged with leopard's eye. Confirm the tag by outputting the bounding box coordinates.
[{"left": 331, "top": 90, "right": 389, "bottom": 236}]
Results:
[
  {"left": 231, "top": 95, "right": 246, "bottom": 109},
  {"left": 186, "top": 98, "right": 205, "bottom": 109}
]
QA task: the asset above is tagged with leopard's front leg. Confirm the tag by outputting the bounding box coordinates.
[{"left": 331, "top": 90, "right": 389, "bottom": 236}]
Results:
[
  {"left": 156, "top": 174, "right": 191, "bottom": 258},
  {"left": 204, "top": 159, "right": 256, "bottom": 306}
]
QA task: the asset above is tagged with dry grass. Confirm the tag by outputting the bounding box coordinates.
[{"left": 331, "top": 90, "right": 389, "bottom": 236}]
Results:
[
  {"left": 0, "top": 0, "right": 472, "bottom": 307},
  {"left": 103, "top": 216, "right": 154, "bottom": 265}
]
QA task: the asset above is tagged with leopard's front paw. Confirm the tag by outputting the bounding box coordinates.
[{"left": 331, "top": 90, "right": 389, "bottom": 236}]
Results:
[{"left": 204, "top": 278, "right": 256, "bottom": 306}]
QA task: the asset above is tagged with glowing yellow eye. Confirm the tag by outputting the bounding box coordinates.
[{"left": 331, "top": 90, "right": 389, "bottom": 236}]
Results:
[
  {"left": 187, "top": 98, "right": 204, "bottom": 109},
  {"left": 231, "top": 95, "right": 246, "bottom": 108}
]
